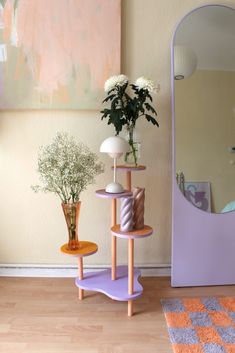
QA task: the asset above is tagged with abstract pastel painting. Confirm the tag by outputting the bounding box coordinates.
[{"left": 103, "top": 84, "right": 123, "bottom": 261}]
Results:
[{"left": 0, "top": 0, "right": 121, "bottom": 109}]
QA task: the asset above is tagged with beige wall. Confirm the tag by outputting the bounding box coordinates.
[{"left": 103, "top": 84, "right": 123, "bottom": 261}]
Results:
[
  {"left": 175, "top": 70, "right": 235, "bottom": 213},
  {"left": 0, "top": 0, "right": 234, "bottom": 266}
]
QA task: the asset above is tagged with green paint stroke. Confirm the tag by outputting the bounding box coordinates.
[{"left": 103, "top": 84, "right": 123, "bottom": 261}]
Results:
[
  {"left": 0, "top": 0, "right": 7, "bottom": 8},
  {"left": 14, "top": 0, "right": 19, "bottom": 12}
]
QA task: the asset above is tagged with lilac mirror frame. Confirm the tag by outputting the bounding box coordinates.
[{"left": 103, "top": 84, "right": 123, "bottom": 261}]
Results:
[{"left": 171, "top": 4, "right": 235, "bottom": 287}]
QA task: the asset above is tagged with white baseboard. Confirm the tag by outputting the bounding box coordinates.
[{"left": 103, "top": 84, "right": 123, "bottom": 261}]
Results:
[{"left": 0, "top": 264, "right": 171, "bottom": 278}]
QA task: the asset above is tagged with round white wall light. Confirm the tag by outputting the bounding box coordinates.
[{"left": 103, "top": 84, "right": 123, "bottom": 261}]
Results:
[{"left": 174, "top": 45, "right": 197, "bottom": 80}]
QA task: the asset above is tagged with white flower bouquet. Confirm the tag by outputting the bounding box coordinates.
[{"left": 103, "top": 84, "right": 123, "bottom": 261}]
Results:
[
  {"left": 32, "top": 132, "right": 104, "bottom": 203},
  {"left": 101, "top": 74, "right": 160, "bottom": 165}
]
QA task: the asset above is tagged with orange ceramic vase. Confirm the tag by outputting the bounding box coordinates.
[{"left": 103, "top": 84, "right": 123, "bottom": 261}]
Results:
[{"left": 62, "top": 202, "right": 81, "bottom": 251}]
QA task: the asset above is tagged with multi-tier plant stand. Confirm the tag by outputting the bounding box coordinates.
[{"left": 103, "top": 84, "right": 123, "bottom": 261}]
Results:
[{"left": 75, "top": 165, "right": 153, "bottom": 317}]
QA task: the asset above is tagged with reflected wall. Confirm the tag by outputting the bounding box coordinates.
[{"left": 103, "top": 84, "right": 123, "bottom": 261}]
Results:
[
  {"left": 175, "top": 70, "right": 235, "bottom": 213},
  {"left": 174, "top": 5, "right": 235, "bottom": 213}
]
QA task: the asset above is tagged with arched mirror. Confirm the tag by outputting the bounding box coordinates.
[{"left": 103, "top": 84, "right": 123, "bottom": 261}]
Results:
[
  {"left": 174, "top": 5, "right": 235, "bottom": 214},
  {"left": 172, "top": 5, "right": 235, "bottom": 286}
]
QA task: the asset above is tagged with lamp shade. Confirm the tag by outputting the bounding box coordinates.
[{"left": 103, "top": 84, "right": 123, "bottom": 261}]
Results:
[
  {"left": 100, "top": 136, "right": 130, "bottom": 158},
  {"left": 174, "top": 45, "right": 197, "bottom": 80}
]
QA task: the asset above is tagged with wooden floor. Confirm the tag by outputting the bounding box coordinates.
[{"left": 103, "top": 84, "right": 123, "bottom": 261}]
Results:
[{"left": 0, "top": 276, "right": 234, "bottom": 353}]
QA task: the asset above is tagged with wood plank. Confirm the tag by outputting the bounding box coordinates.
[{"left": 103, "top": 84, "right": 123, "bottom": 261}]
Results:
[{"left": 0, "top": 276, "right": 234, "bottom": 352}]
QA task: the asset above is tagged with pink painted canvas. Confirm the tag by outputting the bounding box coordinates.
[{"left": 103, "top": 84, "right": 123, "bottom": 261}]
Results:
[{"left": 0, "top": 0, "right": 121, "bottom": 109}]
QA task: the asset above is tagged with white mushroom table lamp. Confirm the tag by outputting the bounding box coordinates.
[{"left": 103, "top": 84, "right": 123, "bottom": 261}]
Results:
[{"left": 100, "top": 136, "right": 130, "bottom": 193}]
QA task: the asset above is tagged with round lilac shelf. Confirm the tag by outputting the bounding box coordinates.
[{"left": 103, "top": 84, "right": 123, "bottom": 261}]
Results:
[
  {"left": 95, "top": 189, "right": 132, "bottom": 199},
  {"left": 75, "top": 265, "right": 143, "bottom": 301},
  {"left": 111, "top": 225, "right": 153, "bottom": 239},
  {"left": 113, "top": 165, "right": 146, "bottom": 171}
]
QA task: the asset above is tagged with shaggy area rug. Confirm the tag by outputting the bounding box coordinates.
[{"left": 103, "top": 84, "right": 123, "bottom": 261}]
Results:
[{"left": 161, "top": 297, "right": 235, "bottom": 353}]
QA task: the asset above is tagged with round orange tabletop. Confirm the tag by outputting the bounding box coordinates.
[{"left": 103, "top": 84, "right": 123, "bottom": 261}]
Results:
[
  {"left": 114, "top": 165, "right": 146, "bottom": 171},
  {"left": 60, "top": 241, "right": 98, "bottom": 257}
]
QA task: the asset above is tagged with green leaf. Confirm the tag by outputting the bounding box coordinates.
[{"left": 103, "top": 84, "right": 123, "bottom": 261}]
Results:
[
  {"left": 111, "top": 97, "right": 119, "bottom": 110},
  {"left": 146, "top": 92, "right": 153, "bottom": 102},
  {"left": 144, "top": 102, "right": 157, "bottom": 115},
  {"left": 106, "top": 88, "right": 116, "bottom": 95},
  {"left": 100, "top": 108, "right": 111, "bottom": 120},
  {"left": 130, "top": 84, "right": 139, "bottom": 94},
  {"left": 102, "top": 94, "right": 116, "bottom": 103},
  {"left": 145, "top": 114, "right": 159, "bottom": 127}
]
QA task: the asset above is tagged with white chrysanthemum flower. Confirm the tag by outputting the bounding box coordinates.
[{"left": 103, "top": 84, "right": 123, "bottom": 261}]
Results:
[
  {"left": 135, "top": 76, "right": 160, "bottom": 93},
  {"left": 104, "top": 74, "right": 128, "bottom": 92}
]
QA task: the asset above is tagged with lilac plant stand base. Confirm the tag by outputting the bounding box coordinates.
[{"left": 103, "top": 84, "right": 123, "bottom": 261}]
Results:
[{"left": 75, "top": 265, "right": 143, "bottom": 301}]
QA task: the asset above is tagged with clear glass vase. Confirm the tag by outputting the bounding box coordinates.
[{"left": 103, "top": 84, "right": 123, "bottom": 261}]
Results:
[
  {"left": 62, "top": 202, "right": 81, "bottom": 251},
  {"left": 124, "top": 124, "right": 141, "bottom": 166}
]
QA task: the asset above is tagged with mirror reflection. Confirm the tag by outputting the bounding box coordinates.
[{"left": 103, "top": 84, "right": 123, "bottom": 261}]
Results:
[{"left": 174, "top": 5, "right": 235, "bottom": 213}]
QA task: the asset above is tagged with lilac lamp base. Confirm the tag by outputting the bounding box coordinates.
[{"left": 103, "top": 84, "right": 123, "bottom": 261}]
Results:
[{"left": 75, "top": 265, "right": 143, "bottom": 301}]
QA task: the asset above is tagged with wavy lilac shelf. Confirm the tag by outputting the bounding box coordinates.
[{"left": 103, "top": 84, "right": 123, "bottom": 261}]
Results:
[
  {"left": 111, "top": 224, "right": 153, "bottom": 239},
  {"left": 75, "top": 265, "right": 143, "bottom": 301}
]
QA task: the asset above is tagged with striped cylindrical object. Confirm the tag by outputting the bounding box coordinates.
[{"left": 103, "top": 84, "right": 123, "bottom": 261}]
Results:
[
  {"left": 133, "top": 187, "right": 145, "bottom": 230},
  {"left": 120, "top": 196, "right": 134, "bottom": 232}
]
